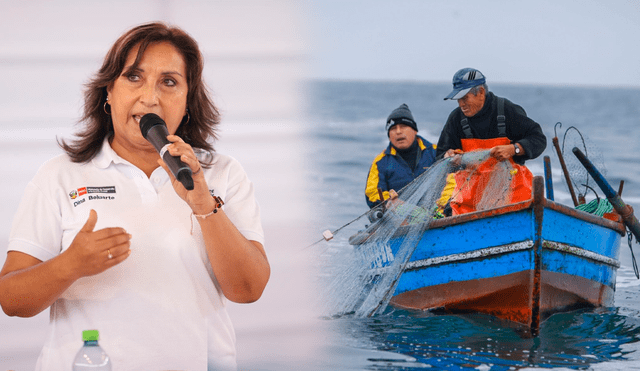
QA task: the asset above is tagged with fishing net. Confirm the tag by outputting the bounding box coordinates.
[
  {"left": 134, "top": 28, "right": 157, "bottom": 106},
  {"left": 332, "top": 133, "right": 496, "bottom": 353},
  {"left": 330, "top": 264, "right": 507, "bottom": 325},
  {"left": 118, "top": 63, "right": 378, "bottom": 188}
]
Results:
[
  {"left": 553, "top": 123, "right": 640, "bottom": 278},
  {"left": 312, "top": 150, "right": 524, "bottom": 318},
  {"left": 555, "top": 123, "right": 607, "bottom": 202}
]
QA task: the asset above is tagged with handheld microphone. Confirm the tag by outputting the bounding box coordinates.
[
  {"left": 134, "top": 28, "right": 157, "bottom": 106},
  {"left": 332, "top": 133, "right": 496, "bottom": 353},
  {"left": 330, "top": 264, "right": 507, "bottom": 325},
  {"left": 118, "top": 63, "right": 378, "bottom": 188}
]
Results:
[{"left": 139, "top": 113, "right": 194, "bottom": 190}]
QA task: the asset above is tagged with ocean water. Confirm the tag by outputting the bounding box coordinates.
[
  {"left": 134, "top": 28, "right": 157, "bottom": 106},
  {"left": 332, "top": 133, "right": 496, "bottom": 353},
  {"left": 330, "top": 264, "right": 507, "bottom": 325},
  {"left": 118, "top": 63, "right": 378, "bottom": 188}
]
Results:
[{"left": 304, "top": 80, "right": 640, "bottom": 370}]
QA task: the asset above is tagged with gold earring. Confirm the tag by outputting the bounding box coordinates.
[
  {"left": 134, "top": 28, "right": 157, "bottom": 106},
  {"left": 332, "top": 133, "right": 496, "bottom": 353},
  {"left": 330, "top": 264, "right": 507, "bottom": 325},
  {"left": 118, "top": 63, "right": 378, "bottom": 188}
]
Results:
[
  {"left": 103, "top": 100, "right": 111, "bottom": 115},
  {"left": 183, "top": 109, "right": 190, "bottom": 125}
]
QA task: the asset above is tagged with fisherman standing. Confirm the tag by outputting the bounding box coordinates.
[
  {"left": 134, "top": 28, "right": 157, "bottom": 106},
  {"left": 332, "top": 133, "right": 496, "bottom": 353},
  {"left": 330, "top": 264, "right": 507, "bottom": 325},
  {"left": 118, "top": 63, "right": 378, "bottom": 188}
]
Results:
[
  {"left": 436, "top": 68, "right": 547, "bottom": 215},
  {"left": 437, "top": 68, "right": 546, "bottom": 162},
  {"left": 365, "top": 104, "right": 437, "bottom": 208}
]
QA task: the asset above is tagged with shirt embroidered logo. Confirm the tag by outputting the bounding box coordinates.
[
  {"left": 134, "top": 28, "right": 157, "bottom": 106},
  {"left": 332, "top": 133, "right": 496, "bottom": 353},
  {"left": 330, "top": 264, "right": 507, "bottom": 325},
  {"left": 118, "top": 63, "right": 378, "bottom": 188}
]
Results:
[{"left": 68, "top": 186, "right": 117, "bottom": 199}]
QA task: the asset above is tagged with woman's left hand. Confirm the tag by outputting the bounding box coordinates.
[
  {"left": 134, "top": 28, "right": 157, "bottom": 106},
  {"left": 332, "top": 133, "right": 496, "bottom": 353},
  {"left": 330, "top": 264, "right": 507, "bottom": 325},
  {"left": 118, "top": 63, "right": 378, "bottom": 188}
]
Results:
[
  {"left": 158, "top": 134, "right": 214, "bottom": 214},
  {"left": 160, "top": 136, "right": 270, "bottom": 303}
]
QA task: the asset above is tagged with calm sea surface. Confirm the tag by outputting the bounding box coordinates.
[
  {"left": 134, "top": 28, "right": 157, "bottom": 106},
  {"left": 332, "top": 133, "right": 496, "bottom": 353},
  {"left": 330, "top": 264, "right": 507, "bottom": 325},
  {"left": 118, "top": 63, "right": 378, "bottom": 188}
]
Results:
[{"left": 304, "top": 80, "right": 640, "bottom": 370}]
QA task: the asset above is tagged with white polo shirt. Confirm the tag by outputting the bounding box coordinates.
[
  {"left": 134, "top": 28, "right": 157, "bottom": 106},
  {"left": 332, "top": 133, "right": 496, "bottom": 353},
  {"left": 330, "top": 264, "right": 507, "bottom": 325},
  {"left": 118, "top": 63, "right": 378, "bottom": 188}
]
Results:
[{"left": 8, "top": 139, "right": 264, "bottom": 371}]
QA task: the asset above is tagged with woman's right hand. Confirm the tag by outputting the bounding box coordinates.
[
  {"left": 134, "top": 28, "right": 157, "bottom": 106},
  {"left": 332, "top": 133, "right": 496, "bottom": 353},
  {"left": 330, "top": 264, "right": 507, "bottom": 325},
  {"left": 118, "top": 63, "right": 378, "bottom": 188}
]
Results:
[
  {"left": 65, "top": 209, "right": 132, "bottom": 279},
  {"left": 0, "top": 209, "right": 132, "bottom": 317}
]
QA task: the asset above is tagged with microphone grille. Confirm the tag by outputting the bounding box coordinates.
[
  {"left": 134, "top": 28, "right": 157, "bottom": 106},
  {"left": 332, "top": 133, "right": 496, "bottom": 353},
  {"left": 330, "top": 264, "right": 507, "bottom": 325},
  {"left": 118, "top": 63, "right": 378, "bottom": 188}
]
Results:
[{"left": 139, "top": 113, "right": 165, "bottom": 139}]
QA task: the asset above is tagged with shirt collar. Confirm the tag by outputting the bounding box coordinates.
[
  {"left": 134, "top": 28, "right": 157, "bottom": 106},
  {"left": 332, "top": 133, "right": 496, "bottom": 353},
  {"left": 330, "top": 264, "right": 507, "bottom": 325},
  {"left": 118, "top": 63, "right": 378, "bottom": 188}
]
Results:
[{"left": 92, "top": 137, "right": 131, "bottom": 169}]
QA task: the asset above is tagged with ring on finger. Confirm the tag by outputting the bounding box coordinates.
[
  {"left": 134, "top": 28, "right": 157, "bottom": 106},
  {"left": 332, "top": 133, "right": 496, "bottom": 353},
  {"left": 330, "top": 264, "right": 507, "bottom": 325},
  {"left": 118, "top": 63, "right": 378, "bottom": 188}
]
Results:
[
  {"left": 192, "top": 166, "right": 202, "bottom": 176},
  {"left": 107, "top": 250, "right": 113, "bottom": 259}
]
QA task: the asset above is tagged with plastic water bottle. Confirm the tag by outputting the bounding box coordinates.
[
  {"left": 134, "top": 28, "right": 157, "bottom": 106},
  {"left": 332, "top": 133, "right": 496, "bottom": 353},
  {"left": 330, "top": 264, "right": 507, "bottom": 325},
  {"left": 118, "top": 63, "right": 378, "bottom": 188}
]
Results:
[{"left": 72, "top": 330, "right": 112, "bottom": 370}]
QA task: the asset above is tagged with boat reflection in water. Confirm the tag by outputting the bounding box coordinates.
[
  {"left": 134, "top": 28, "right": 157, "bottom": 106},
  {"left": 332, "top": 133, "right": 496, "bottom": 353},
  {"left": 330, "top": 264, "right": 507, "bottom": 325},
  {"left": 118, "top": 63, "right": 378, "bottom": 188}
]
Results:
[{"left": 329, "top": 304, "right": 640, "bottom": 370}]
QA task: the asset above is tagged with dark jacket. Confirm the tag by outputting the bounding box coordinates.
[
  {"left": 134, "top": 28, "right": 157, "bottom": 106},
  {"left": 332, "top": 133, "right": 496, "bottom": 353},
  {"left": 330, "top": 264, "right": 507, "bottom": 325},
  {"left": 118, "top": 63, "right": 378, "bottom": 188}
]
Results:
[
  {"left": 435, "top": 92, "right": 547, "bottom": 165},
  {"left": 365, "top": 136, "right": 437, "bottom": 208}
]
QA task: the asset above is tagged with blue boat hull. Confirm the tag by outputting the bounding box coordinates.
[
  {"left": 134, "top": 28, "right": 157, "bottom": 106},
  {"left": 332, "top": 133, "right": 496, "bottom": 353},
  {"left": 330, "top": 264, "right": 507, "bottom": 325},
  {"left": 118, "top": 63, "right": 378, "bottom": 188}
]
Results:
[{"left": 363, "top": 177, "right": 624, "bottom": 333}]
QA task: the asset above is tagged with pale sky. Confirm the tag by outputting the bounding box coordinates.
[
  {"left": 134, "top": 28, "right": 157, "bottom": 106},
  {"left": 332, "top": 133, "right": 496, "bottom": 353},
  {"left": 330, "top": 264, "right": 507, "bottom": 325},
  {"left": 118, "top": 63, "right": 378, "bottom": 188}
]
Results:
[{"left": 308, "top": 0, "right": 640, "bottom": 88}]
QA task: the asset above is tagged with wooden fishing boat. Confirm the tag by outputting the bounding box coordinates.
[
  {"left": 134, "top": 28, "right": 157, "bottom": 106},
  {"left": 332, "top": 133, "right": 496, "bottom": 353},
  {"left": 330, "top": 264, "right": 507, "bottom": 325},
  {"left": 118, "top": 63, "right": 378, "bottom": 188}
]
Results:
[{"left": 351, "top": 176, "right": 625, "bottom": 335}]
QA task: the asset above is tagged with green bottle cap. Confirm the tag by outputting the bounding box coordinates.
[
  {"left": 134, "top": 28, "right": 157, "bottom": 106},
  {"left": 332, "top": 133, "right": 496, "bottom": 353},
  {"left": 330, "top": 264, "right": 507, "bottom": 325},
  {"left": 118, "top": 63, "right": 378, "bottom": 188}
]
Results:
[{"left": 82, "top": 330, "right": 100, "bottom": 342}]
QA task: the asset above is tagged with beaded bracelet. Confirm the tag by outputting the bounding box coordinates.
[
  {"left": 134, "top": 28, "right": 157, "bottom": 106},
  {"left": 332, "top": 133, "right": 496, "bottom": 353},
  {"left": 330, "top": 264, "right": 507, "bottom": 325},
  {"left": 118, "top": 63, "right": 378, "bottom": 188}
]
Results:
[
  {"left": 193, "top": 195, "right": 225, "bottom": 218},
  {"left": 190, "top": 195, "right": 225, "bottom": 234}
]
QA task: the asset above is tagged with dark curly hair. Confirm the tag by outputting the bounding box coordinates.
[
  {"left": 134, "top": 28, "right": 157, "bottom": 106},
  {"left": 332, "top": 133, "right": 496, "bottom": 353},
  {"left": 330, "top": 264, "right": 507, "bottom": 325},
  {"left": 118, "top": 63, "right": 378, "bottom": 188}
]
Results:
[{"left": 59, "top": 22, "right": 219, "bottom": 163}]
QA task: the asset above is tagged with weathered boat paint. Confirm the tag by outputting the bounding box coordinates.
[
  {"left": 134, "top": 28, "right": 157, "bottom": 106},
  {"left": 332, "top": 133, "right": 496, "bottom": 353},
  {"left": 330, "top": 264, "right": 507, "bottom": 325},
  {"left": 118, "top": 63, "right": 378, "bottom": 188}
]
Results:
[{"left": 355, "top": 176, "right": 624, "bottom": 335}]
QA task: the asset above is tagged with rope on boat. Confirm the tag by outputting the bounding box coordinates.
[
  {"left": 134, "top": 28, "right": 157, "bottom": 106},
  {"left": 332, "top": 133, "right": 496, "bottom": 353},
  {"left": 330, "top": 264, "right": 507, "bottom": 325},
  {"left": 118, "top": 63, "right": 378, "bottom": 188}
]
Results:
[
  {"left": 572, "top": 146, "right": 640, "bottom": 280},
  {"left": 575, "top": 198, "right": 613, "bottom": 217},
  {"left": 627, "top": 229, "right": 639, "bottom": 279}
]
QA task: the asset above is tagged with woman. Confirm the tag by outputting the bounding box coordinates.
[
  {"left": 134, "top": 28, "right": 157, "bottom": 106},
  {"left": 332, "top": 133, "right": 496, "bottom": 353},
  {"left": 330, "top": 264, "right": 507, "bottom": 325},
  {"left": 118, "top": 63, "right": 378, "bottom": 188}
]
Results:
[{"left": 0, "top": 22, "right": 269, "bottom": 370}]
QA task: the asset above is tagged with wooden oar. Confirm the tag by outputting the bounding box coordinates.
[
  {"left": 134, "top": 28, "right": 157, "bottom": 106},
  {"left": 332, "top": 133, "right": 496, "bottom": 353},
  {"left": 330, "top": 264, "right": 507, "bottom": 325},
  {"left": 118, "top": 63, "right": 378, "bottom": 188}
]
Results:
[{"left": 572, "top": 147, "right": 640, "bottom": 241}]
